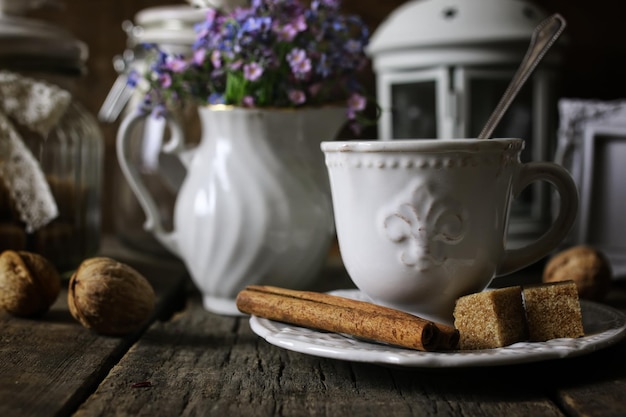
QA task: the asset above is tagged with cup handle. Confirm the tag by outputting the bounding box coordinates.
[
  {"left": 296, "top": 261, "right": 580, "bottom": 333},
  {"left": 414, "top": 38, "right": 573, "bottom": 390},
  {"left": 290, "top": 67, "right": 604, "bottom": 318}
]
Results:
[
  {"left": 496, "top": 161, "right": 579, "bottom": 276},
  {"left": 116, "top": 111, "right": 185, "bottom": 240}
]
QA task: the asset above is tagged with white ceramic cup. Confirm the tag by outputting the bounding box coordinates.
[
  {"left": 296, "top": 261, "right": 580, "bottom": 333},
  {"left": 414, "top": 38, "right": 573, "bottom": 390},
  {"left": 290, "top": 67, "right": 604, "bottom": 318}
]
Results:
[{"left": 321, "top": 138, "right": 578, "bottom": 325}]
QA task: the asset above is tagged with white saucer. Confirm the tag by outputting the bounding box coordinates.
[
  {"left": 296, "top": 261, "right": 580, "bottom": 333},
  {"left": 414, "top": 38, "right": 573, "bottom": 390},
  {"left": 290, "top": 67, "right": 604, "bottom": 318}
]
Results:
[{"left": 249, "top": 289, "right": 626, "bottom": 368}]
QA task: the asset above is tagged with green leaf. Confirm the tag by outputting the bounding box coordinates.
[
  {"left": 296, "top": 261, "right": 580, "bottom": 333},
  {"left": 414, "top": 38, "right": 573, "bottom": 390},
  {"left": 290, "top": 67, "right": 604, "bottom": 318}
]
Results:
[{"left": 225, "top": 72, "right": 247, "bottom": 104}]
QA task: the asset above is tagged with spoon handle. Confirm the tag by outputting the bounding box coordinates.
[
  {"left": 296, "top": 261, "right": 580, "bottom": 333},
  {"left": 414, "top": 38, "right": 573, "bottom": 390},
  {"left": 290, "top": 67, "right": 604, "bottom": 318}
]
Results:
[{"left": 478, "top": 13, "right": 566, "bottom": 140}]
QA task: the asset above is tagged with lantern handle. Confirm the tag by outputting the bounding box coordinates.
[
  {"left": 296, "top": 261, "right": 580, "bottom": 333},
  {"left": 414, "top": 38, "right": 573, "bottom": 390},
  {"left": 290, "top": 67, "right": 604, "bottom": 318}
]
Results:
[{"left": 478, "top": 13, "right": 566, "bottom": 140}]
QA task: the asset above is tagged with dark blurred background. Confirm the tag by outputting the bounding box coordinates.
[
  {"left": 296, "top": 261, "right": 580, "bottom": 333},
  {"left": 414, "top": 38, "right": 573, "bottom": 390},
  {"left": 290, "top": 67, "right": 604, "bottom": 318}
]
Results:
[{"left": 27, "top": 0, "right": 626, "bottom": 233}]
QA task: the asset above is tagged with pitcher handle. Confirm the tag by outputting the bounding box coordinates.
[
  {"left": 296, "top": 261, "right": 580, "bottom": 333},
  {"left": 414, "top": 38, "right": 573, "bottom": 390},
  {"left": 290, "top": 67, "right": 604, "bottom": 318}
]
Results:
[
  {"left": 116, "top": 111, "right": 185, "bottom": 240},
  {"left": 497, "top": 161, "right": 578, "bottom": 276}
]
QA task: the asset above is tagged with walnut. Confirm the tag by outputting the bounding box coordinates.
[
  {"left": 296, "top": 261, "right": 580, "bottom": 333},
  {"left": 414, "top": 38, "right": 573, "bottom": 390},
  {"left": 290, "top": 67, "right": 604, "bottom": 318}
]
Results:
[
  {"left": 0, "top": 250, "right": 61, "bottom": 317},
  {"left": 68, "top": 257, "right": 156, "bottom": 336},
  {"left": 543, "top": 245, "right": 612, "bottom": 301}
]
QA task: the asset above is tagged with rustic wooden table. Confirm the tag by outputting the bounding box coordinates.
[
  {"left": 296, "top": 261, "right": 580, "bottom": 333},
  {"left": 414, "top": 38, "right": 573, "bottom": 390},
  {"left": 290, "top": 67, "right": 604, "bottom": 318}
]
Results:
[{"left": 2, "top": 238, "right": 626, "bottom": 417}]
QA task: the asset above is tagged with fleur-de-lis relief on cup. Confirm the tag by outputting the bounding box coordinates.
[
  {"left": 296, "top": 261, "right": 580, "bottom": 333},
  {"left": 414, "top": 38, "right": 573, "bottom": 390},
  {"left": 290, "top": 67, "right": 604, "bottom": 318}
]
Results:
[{"left": 383, "top": 182, "right": 468, "bottom": 270}]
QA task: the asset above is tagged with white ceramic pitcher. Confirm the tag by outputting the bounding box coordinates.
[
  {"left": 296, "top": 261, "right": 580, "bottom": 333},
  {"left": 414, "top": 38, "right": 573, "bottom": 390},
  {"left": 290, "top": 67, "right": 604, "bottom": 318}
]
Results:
[{"left": 117, "top": 105, "right": 346, "bottom": 315}]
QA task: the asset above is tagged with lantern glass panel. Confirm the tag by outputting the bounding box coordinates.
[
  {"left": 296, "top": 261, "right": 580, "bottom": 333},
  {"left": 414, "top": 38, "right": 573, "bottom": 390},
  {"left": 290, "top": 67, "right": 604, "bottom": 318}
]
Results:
[
  {"left": 467, "top": 77, "right": 535, "bottom": 217},
  {"left": 468, "top": 78, "right": 533, "bottom": 150},
  {"left": 391, "top": 81, "right": 437, "bottom": 138}
]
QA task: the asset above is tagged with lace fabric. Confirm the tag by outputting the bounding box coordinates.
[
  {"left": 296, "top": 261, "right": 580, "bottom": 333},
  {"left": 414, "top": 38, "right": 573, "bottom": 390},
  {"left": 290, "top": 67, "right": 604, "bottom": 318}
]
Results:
[{"left": 0, "top": 70, "right": 71, "bottom": 231}]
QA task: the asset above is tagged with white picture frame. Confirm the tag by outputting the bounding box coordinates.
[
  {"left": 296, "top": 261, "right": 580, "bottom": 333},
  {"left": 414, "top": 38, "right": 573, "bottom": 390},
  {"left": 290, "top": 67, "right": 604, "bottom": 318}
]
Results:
[
  {"left": 555, "top": 98, "right": 626, "bottom": 278},
  {"left": 579, "top": 123, "right": 626, "bottom": 278}
]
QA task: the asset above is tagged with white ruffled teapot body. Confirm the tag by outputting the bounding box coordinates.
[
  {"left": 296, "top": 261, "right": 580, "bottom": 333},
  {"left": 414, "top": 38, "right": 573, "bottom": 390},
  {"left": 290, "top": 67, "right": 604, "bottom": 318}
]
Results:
[{"left": 118, "top": 105, "right": 345, "bottom": 314}]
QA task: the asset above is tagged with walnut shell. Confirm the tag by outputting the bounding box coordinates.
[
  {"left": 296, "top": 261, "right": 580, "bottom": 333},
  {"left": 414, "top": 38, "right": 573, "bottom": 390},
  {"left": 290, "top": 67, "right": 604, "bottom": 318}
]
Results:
[
  {"left": 543, "top": 245, "right": 612, "bottom": 301},
  {"left": 68, "top": 257, "right": 156, "bottom": 336},
  {"left": 0, "top": 250, "right": 61, "bottom": 317}
]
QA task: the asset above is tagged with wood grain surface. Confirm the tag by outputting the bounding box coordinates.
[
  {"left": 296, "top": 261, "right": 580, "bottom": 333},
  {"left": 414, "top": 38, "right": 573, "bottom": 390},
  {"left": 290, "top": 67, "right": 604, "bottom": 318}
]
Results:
[
  {"left": 71, "top": 286, "right": 626, "bottom": 417},
  {"left": 0, "top": 242, "right": 188, "bottom": 417},
  {"left": 2, "top": 238, "right": 626, "bottom": 417}
]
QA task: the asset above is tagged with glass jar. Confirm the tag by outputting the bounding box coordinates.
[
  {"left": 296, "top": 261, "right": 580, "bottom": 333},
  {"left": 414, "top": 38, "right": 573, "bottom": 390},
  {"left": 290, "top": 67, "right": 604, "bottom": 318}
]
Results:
[{"left": 0, "top": 5, "right": 103, "bottom": 273}]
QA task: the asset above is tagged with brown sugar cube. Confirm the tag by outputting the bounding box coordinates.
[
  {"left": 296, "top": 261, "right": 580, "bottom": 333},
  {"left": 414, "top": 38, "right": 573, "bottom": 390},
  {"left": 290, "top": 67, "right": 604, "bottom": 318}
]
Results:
[
  {"left": 454, "top": 286, "right": 528, "bottom": 350},
  {"left": 523, "top": 281, "right": 584, "bottom": 342},
  {"left": 543, "top": 245, "right": 612, "bottom": 301}
]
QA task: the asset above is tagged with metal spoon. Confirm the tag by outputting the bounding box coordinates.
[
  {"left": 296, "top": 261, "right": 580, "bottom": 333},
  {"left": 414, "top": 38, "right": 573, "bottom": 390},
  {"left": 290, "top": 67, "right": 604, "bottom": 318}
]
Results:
[{"left": 478, "top": 13, "right": 567, "bottom": 139}]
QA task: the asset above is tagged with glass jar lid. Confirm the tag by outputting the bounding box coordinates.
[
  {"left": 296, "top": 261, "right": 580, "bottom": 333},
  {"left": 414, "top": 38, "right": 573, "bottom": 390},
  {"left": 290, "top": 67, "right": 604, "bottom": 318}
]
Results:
[
  {"left": 132, "top": 5, "right": 207, "bottom": 47},
  {"left": 0, "top": 0, "right": 87, "bottom": 74}
]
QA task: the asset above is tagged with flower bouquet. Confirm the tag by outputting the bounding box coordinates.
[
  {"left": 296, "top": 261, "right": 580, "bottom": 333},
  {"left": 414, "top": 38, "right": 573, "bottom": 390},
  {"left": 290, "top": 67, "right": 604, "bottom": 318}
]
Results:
[{"left": 131, "top": 0, "right": 373, "bottom": 133}]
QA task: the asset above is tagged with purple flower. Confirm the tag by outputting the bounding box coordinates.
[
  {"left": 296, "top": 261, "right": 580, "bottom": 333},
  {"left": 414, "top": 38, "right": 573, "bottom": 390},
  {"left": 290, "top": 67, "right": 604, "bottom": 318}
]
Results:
[
  {"left": 210, "top": 50, "right": 222, "bottom": 68},
  {"left": 288, "top": 89, "right": 306, "bottom": 105},
  {"left": 133, "top": 0, "right": 374, "bottom": 135},
  {"left": 242, "top": 95, "right": 255, "bottom": 107},
  {"left": 275, "top": 23, "right": 298, "bottom": 42},
  {"left": 166, "top": 57, "right": 188, "bottom": 73},
  {"left": 315, "top": 54, "right": 331, "bottom": 77},
  {"left": 229, "top": 59, "right": 243, "bottom": 71},
  {"left": 287, "top": 48, "right": 311, "bottom": 78},
  {"left": 208, "top": 92, "right": 225, "bottom": 104},
  {"left": 193, "top": 49, "right": 206, "bottom": 66},
  {"left": 242, "top": 16, "right": 272, "bottom": 33},
  {"left": 244, "top": 62, "right": 263, "bottom": 81},
  {"left": 286, "top": 48, "right": 306, "bottom": 66},
  {"left": 275, "top": 14, "right": 306, "bottom": 42},
  {"left": 344, "top": 39, "right": 363, "bottom": 54},
  {"left": 127, "top": 69, "right": 140, "bottom": 87},
  {"left": 159, "top": 73, "right": 172, "bottom": 88},
  {"left": 151, "top": 104, "right": 167, "bottom": 119},
  {"left": 308, "top": 82, "right": 322, "bottom": 97},
  {"left": 292, "top": 15, "right": 307, "bottom": 31},
  {"left": 195, "top": 9, "right": 218, "bottom": 38},
  {"left": 347, "top": 93, "right": 366, "bottom": 118},
  {"left": 139, "top": 95, "right": 153, "bottom": 115}
]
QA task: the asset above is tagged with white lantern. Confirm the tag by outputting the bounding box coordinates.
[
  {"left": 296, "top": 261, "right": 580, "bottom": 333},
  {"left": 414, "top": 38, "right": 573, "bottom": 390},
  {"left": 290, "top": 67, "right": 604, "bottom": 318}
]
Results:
[{"left": 367, "top": 0, "right": 564, "bottom": 244}]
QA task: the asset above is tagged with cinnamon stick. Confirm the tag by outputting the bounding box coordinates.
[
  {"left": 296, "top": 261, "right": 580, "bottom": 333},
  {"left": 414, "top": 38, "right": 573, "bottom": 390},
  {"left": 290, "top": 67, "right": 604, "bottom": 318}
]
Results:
[{"left": 236, "top": 285, "right": 459, "bottom": 351}]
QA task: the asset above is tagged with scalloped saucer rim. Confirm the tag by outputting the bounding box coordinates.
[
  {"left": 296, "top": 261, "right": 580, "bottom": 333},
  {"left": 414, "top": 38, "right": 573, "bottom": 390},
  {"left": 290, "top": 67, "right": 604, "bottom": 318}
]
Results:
[{"left": 248, "top": 289, "right": 626, "bottom": 368}]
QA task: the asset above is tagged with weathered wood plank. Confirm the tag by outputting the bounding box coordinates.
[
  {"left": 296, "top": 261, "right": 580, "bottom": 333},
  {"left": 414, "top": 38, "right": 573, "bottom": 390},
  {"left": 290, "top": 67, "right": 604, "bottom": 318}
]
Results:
[
  {"left": 549, "top": 283, "right": 626, "bottom": 417},
  {"left": 5, "top": 244, "right": 626, "bottom": 417},
  {"left": 0, "top": 244, "right": 188, "bottom": 417},
  {"left": 73, "top": 288, "right": 571, "bottom": 417}
]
